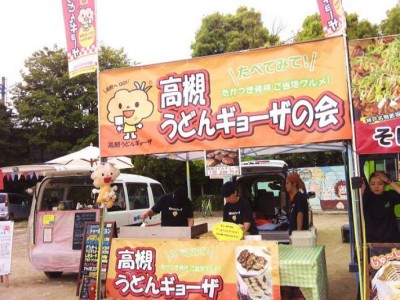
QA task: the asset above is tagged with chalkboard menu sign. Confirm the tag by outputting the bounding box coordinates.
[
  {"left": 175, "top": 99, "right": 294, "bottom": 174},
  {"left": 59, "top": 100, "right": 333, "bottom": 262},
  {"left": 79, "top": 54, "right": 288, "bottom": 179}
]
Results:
[
  {"left": 72, "top": 212, "right": 97, "bottom": 250},
  {"left": 79, "top": 222, "right": 116, "bottom": 277},
  {"left": 77, "top": 221, "right": 116, "bottom": 298},
  {"left": 79, "top": 276, "right": 96, "bottom": 300}
]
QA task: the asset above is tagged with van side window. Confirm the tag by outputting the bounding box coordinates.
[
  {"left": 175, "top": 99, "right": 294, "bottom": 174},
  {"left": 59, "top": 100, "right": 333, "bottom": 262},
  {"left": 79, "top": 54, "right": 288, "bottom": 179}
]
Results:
[
  {"left": 42, "top": 188, "right": 64, "bottom": 210},
  {"left": 107, "top": 184, "right": 126, "bottom": 212},
  {"left": 68, "top": 186, "right": 95, "bottom": 208},
  {"left": 151, "top": 183, "right": 165, "bottom": 203},
  {"left": 126, "top": 183, "right": 149, "bottom": 210}
]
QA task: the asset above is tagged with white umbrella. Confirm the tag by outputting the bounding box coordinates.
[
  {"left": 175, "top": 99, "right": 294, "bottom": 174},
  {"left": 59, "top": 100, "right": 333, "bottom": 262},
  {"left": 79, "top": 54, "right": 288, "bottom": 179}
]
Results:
[{"left": 46, "top": 144, "right": 133, "bottom": 169}]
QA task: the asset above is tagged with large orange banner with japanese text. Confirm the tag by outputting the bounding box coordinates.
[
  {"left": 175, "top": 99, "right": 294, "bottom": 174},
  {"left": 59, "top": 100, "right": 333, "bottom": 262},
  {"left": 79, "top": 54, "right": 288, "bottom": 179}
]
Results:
[
  {"left": 106, "top": 239, "right": 280, "bottom": 299},
  {"left": 99, "top": 36, "right": 351, "bottom": 157}
]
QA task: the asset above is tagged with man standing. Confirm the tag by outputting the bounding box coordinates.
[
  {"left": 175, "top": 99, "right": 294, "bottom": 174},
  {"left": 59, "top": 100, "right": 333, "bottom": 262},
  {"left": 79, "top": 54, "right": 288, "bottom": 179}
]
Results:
[{"left": 221, "top": 181, "right": 258, "bottom": 235}]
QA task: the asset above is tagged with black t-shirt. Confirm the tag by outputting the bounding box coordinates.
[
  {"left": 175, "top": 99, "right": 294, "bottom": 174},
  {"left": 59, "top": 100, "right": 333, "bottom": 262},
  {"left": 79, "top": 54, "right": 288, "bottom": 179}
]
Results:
[
  {"left": 223, "top": 197, "right": 258, "bottom": 235},
  {"left": 151, "top": 193, "right": 194, "bottom": 227},
  {"left": 289, "top": 191, "right": 309, "bottom": 234},
  {"left": 363, "top": 189, "right": 400, "bottom": 243}
]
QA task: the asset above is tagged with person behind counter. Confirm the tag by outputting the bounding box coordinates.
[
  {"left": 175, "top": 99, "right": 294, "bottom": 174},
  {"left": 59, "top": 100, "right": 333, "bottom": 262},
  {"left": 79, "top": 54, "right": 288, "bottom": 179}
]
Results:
[
  {"left": 361, "top": 171, "right": 400, "bottom": 243},
  {"left": 221, "top": 181, "right": 258, "bottom": 235},
  {"left": 140, "top": 186, "right": 194, "bottom": 227},
  {"left": 286, "top": 172, "right": 309, "bottom": 234}
]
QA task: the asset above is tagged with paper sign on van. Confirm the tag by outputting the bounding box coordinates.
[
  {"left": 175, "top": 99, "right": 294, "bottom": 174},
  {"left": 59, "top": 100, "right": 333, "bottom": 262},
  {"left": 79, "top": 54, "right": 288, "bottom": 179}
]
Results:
[
  {"left": 43, "top": 215, "right": 55, "bottom": 225},
  {"left": 212, "top": 221, "right": 243, "bottom": 241}
]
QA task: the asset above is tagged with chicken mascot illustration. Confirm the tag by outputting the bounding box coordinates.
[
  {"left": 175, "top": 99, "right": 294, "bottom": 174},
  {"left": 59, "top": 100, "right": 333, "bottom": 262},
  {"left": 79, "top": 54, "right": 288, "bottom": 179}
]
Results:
[{"left": 91, "top": 162, "right": 120, "bottom": 208}]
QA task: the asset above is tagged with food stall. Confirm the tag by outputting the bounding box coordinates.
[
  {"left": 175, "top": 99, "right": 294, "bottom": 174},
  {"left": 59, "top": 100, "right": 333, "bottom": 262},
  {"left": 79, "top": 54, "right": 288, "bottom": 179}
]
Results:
[{"left": 94, "top": 31, "right": 354, "bottom": 299}]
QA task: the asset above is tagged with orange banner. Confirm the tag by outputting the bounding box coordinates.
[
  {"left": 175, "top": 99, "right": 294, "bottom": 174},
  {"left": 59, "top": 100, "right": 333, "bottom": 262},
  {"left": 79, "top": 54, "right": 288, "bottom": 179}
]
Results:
[
  {"left": 106, "top": 239, "right": 280, "bottom": 299},
  {"left": 99, "top": 36, "right": 351, "bottom": 157}
]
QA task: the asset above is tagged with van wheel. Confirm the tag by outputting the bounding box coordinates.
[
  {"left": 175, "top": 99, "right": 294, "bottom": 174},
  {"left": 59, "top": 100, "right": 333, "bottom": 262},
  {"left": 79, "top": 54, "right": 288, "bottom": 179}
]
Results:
[{"left": 44, "top": 271, "right": 63, "bottom": 278}]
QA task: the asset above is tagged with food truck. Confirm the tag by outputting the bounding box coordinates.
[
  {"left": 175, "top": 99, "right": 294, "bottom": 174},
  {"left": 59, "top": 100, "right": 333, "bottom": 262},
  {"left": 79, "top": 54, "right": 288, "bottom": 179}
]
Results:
[{"left": 25, "top": 166, "right": 165, "bottom": 278}]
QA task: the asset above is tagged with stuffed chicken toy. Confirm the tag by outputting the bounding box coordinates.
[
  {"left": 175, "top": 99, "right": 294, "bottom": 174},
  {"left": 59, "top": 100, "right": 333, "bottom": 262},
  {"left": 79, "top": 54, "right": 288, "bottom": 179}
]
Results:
[{"left": 91, "top": 162, "right": 121, "bottom": 208}]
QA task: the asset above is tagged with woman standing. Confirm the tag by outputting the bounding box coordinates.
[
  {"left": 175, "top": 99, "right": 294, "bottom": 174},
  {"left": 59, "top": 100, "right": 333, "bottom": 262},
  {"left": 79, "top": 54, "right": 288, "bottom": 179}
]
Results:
[
  {"left": 362, "top": 171, "right": 400, "bottom": 242},
  {"left": 286, "top": 172, "right": 309, "bottom": 234}
]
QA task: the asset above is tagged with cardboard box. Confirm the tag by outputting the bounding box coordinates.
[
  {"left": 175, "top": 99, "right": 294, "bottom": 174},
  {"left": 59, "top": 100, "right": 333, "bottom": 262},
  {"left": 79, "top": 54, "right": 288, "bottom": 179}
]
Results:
[
  {"left": 119, "top": 223, "right": 208, "bottom": 239},
  {"left": 290, "top": 227, "right": 317, "bottom": 247}
]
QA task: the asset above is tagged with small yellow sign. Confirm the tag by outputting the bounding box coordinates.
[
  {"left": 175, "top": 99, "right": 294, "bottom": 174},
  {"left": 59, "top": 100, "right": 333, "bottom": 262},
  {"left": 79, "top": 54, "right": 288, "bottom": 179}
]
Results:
[
  {"left": 212, "top": 221, "right": 243, "bottom": 241},
  {"left": 43, "top": 214, "right": 55, "bottom": 225}
]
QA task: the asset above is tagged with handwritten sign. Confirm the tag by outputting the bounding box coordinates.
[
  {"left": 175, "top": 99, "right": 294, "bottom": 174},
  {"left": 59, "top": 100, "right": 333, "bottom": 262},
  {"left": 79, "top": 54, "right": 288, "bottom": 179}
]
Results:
[
  {"left": 79, "top": 222, "right": 116, "bottom": 278},
  {"left": 77, "top": 222, "right": 116, "bottom": 298},
  {"left": 72, "top": 212, "right": 97, "bottom": 250},
  {"left": 212, "top": 221, "right": 243, "bottom": 241},
  {"left": 0, "top": 221, "right": 14, "bottom": 275},
  {"left": 79, "top": 276, "right": 96, "bottom": 300}
]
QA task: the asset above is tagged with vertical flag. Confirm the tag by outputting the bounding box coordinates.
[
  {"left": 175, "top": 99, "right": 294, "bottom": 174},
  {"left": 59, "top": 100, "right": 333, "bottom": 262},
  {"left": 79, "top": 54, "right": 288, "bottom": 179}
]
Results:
[
  {"left": 61, "top": 0, "right": 98, "bottom": 78},
  {"left": 316, "top": 0, "right": 347, "bottom": 37}
]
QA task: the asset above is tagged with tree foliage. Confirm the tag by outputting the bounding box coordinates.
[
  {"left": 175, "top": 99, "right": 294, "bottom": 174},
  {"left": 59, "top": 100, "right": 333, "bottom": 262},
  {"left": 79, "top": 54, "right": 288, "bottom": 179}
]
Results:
[
  {"left": 346, "top": 13, "right": 378, "bottom": 40},
  {"left": 0, "top": 105, "right": 27, "bottom": 166},
  {"left": 380, "top": 4, "right": 400, "bottom": 35},
  {"left": 295, "top": 12, "right": 379, "bottom": 42},
  {"left": 12, "top": 45, "right": 131, "bottom": 162},
  {"left": 295, "top": 14, "right": 324, "bottom": 42},
  {"left": 191, "top": 6, "right": 277, "bottom": 57}
]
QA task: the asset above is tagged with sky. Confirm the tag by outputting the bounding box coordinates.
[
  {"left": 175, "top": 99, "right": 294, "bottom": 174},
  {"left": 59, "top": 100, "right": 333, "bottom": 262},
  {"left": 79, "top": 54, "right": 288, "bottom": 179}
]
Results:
[{"left": 0, "top": 0, "right": 398, "bottom": 96}]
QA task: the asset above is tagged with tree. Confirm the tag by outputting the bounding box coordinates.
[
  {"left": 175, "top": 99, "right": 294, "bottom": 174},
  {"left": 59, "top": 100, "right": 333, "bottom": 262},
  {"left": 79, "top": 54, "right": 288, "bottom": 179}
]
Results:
[
  {"left": 0, "top": 104, "right": 27, "bottom": 166},
  {"left": 295, "top": 13, "right": 378, "bottom": 42},
  {"left": 346, "top": 13, "right": 378, "bottom": 40},
  {"left": 191, "top": 6, "right": 277, "bottom": 57},
  {"left": 295, "top": 14, "right": 324, "bottom": 42},
  {"left": 12, "top": 45, "right": 131, "bottom": 162},
  {"left": 131, "top": 155, "right": 187, "bottom": 193},
  {"left": 380, "top": 4, "right": 400, "bottom": 35}
]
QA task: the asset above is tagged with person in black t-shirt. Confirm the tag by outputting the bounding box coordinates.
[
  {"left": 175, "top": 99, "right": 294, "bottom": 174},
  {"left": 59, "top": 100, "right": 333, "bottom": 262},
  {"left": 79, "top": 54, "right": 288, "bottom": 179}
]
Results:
[
  {"left": 221, "top": 181, "right": 258, "bottom": 235},
  {"left": 140, "top": 186, "right": 194, "bottom": 227},
  {"left": 286, "top": 172, "right": 309, "bottom": 235},
  {"left": 362, "top": 171, "right": 400, "bottom": 243}
]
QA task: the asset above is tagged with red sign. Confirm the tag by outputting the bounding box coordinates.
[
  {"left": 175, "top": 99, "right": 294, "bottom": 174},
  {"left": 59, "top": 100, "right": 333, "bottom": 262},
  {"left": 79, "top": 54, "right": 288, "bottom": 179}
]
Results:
[{"left": 350, "top": 37, "right": 400, "bottom": 154}]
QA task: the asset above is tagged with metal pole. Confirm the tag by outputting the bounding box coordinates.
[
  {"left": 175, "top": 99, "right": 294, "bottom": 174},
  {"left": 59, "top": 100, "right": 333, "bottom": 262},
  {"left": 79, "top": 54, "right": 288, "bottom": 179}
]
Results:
[{"left": 186, "top": 154, "right": 192, "bottom": 200}]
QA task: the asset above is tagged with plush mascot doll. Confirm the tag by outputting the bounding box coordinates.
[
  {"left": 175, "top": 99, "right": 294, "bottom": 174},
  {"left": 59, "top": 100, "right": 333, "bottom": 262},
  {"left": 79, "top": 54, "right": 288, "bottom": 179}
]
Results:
[{"left": 91, "top": 162, "right": 121, "bottom": 208}]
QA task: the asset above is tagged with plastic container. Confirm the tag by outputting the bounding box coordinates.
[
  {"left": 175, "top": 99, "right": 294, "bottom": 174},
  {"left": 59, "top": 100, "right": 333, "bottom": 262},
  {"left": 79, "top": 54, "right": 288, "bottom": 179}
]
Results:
[{"left": 290, "top": 227, "right": 317, "bottom": 247}]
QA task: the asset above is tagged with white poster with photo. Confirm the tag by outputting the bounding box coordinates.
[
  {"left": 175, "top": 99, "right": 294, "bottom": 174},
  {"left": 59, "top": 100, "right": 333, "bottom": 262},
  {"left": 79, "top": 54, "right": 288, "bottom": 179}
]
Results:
[
  {"left": 205, "top": 149, "right": 241, "bottom": 178},
  {"left": 0, "top": 221, "right": 13, "bottom": 275}
]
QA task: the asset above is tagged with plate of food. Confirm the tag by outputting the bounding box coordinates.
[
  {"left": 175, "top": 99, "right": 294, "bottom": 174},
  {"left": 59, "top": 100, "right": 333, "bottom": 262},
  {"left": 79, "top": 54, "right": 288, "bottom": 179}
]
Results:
[
  {"left": 236, "top": 246, "right": 271, "bottom": 277},
  {"left": 372, "top": 261, "right": 400, "bottom": 299}
]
